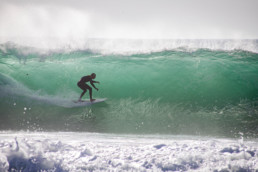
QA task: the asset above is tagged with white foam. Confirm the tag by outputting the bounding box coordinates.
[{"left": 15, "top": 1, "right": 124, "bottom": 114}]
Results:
[
  {"left": 1, "top": 39, "right": 258, "bottom": 55},
  {"left": 0, "top": 132, "right": 257, "bottom": 171}
]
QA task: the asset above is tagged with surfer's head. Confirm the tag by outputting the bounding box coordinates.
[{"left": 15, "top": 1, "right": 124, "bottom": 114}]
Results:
[{"left": 91, "top": 73, "right": 96, "bottom": 79}]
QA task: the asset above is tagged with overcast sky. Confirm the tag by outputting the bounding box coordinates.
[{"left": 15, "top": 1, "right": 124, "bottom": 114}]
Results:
[{"left": 0, "top": 0, "right": 257, "bottom": 40}]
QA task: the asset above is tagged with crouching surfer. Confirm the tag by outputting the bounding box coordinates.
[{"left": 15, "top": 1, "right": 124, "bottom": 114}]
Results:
[{"left": 77, "top": 73, "right": 99, "bottom": 102}]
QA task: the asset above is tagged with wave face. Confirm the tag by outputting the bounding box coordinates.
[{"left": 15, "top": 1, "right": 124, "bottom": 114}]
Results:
[{"left": 0, "top": 39, "right": 258, "bottom": 138}]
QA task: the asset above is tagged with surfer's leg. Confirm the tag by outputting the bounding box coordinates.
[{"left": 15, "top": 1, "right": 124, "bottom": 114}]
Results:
[
  {"left": 88, "top": 87, "right": 92, "bottom": 99},
  {"left": 83, "top": 84, "right": 95, "bottom": 101},
  {"left": 89, "top": 88, "right": 96, "bottom": 102},
  {"left": 77, "top": 82, "right": 88, "bottom": 101},
  {"left": 87, "top": 86, "right": 95, "bottom": 102},
  {"left": 79, "top": 89, "right": 86, "bottom": 101}
]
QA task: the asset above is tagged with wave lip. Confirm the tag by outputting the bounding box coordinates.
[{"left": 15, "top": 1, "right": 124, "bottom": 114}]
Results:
[{"left": 1, "top": 39, "right": 258, "bottom": 55}]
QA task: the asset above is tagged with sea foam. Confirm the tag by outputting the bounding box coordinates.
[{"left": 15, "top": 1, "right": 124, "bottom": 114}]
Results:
[{"left": 0, "top": 132, "right": 257, "bottom": 171}]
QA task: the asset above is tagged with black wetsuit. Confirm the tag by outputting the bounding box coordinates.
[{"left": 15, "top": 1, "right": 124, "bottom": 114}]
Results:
[
  {"left": 77, "top": 76, "right": 96, "bottom": 90},
  {"left": 77, "top": 75, "right": 97, "bottom": 100}
]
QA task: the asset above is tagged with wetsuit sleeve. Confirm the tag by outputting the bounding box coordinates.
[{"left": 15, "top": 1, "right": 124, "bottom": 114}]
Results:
[
  {"left": 92, "top": 80, "right": 99, "bottom": 83},
  {"left": 90, "top": 80, "right": 97, "bottom": 89}
]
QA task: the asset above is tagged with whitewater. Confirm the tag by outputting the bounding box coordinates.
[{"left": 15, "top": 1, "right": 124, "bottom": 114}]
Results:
[{"left": 0, "top": 39, "right": 258, "bottom": 171}]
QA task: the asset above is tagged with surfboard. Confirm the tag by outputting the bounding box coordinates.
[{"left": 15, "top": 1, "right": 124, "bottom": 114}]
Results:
[{"left": 72, "top": 98, "right": 107, "bottom": 107}]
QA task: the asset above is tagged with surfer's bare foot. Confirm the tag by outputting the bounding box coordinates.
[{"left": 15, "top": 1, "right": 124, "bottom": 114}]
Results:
[{"left": 90, "top": 99, "right": 96, "bottom": 102}]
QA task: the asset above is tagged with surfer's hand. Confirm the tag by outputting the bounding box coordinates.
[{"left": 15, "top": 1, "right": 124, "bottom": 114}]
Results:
[{"left": 96, "top": 88, "right": 99, "bottom": 91}]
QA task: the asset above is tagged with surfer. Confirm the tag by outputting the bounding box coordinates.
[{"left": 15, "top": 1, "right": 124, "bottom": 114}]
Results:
[{"left": 77, "top": 73, "right": 99, "bottom": 102}]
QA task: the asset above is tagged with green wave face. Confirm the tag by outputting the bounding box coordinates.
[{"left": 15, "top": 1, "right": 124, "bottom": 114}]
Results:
[{"left": 0, "top": 45, "right": 258, "bottom": 138}]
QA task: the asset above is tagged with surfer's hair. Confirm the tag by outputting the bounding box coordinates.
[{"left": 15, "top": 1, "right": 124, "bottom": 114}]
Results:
[{"left": 91, "top": 73, "right": 96, "bottom": 77}]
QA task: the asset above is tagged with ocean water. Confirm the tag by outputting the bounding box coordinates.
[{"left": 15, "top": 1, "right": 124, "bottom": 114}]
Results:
[{"left": 0, "top": 39, "right": 258, "bottom": 171}]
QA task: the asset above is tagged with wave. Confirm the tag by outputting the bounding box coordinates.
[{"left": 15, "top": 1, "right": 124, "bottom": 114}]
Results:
[{"left": 0, "top": 40, "right": 258, "bottom": 137}]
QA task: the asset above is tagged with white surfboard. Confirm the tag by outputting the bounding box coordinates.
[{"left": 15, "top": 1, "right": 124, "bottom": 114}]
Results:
[{"left": 71, "top": 98, "right": 107, "bottom": 107}]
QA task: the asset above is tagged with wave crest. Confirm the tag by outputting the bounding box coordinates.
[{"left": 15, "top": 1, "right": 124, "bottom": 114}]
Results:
[{"left": 1, "top": 39, "right": 258, "bottom": 56}]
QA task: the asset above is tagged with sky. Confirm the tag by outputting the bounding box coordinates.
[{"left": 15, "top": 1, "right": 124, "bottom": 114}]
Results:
[{"left": 0, "top": 0, "right": 257, "bottom": 40}]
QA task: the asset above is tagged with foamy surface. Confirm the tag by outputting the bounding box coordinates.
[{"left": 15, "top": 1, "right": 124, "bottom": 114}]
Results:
[{"left": 0, "top": 132, "right": 257, "bottom": 171}]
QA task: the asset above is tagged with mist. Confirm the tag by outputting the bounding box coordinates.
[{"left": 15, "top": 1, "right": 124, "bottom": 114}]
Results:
[{"left": 0, "top": 0, "right": 257, "bottom": 45}]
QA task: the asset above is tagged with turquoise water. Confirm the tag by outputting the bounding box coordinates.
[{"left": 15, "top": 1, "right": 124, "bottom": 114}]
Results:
[{"left": 0, "top": 40, "right": 257, "bottom": 138}]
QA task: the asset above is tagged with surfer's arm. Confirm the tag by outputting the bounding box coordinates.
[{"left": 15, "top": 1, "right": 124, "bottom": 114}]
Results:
[
  {"left": 90, "top": 81, "right": 99, "bottom": 90},
  {"left": 92, "top": 80, "right": 100, "bottom": 84}
]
